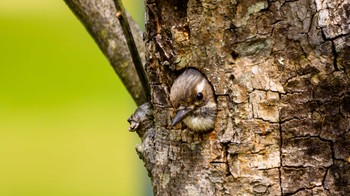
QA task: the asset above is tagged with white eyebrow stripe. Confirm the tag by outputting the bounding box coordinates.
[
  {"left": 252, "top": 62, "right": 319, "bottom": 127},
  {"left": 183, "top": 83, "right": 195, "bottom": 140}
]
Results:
[{"left": 196, "top": 79, "right": 206, "bottom": 93}]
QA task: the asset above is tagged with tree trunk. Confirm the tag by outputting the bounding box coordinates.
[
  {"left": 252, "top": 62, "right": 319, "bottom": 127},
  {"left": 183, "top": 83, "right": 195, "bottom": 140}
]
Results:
[{"left": 130, "top": 0, "right": 350, "bottom": 195}]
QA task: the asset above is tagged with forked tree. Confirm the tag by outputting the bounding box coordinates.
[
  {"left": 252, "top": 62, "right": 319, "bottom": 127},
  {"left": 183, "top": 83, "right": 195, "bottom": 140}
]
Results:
[{"left": 65, "top": 0, "right": 350, "bottom": 195}]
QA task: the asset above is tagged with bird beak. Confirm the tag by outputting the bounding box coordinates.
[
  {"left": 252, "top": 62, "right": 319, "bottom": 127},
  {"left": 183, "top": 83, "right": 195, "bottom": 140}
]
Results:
[{"left": 171, "top": 107, "right": 192, "bottom": 127}]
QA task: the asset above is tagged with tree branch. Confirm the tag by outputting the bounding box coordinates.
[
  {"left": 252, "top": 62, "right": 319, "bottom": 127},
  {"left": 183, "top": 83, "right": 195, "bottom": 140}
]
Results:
[
  {"left": 113, "top": 0, "right": 151, "bottom": 101},
  {"left": 64, "top": 0, "right": 147, "bottom": 106}
]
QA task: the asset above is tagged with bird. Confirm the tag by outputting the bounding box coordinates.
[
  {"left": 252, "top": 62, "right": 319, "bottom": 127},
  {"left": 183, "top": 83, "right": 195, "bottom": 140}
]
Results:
[{"left": 170, "top": 68, "right": 217, "bottom": 132}]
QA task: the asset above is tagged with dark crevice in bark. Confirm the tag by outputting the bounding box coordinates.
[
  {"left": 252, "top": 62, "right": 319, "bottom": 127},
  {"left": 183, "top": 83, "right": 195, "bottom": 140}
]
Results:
[
  {"left": 230, "top": 51, "right": 239, "bottom": 59},
  {"left": 279, "top": 120, "right": 283, "bottom": 195},
  {"left": 251, "top": 87, "right": 285, "bottom": 94},
  {"left": 320, "top": 26, "right": 349, "bottom": 42},
  {"left": 283, "top": 185, "right": 322, "bottom": 196},
  {"left": 255, "top": 167, "right": 281, "bottom": 173},
  {"left": 253, "top": 117, "right": 279, "bottom": 123},
  {"left": 282, "top": 165, "right": 321, "bottom": 169},
  {"left": 331, "top": 41, "right": 339, "bottom": 71},
  {"left": 322, "top": 167, "right": 330, "bottom": 192},
  {"left": 222, "top": 142, "right": 232, "bottom": 177}
]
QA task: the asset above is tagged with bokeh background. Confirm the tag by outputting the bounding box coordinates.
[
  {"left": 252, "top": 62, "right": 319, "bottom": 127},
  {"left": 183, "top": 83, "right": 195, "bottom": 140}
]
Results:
[{"left": 0, "top": 0, "right": 152, "bottom": 195}]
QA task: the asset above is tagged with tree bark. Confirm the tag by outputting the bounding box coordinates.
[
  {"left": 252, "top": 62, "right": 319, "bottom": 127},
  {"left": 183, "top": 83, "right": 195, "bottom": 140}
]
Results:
[
  {"left": 131, "top": 0, "right": 350, "bottom": 195},
  {"left": 65, "top": 0, "right": 350, "bottom": 195}
]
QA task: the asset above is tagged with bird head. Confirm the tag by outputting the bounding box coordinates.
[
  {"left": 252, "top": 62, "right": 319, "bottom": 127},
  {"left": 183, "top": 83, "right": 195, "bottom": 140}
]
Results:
[{"left": 170, "top": 68, "right": 217, "bottom": 132}]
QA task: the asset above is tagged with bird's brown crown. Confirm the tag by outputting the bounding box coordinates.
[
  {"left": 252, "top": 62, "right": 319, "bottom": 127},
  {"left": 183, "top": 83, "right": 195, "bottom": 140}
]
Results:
[{"left": 170, "top": 69, "right": 214, "bottom": 109}]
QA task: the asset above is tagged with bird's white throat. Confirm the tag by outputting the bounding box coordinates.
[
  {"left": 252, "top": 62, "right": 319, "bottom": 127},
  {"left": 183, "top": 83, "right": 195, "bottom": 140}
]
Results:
[{"left": 183, "top": 113, "right": 215, "bottom": 132}]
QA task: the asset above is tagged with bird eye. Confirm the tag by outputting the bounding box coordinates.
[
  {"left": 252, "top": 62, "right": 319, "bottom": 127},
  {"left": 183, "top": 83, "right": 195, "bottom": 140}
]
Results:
[{"left": 196, "top": 92, "right": 203, "bottom": 101}]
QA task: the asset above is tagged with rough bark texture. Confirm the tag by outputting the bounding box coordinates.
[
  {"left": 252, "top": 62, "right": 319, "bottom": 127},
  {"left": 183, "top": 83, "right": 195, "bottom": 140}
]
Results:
[
  {"left": 131, "top": 0, "right": 350, "bottom": 195},
  {"left": 64, "top": 0, "right": 147, "bottom": 105}
]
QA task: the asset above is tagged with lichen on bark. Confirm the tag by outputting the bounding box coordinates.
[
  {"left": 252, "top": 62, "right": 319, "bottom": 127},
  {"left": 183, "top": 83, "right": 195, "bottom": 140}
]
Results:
[{"left": 134, "top": 0, "right": 350, "bottom": 195}]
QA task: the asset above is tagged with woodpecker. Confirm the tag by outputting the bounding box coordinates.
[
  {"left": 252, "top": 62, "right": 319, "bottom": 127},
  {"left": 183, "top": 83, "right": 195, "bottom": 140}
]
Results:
[{"left": 170, "top": 68, "right": 217, "bottom": 132}]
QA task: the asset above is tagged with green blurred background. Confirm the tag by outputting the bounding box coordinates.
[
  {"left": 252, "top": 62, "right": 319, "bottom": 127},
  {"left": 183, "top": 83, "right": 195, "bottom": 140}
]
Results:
[{"left": 0, "top": 0, "right": 152, "bottom": 195}]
